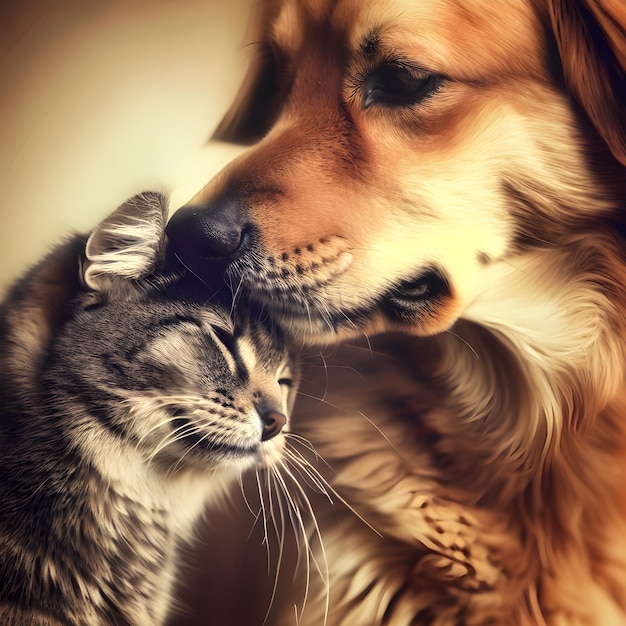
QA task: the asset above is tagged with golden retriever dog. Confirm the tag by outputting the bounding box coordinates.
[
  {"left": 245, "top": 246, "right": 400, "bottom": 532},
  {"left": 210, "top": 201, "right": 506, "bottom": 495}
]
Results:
[{"left": 166, "top": 0, "right": 626, "bottom": 623}]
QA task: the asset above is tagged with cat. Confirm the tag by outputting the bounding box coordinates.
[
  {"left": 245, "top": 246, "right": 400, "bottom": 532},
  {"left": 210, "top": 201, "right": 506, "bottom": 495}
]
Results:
[{"left": 0, "top": 192, "right": 298, "bottom": 626}]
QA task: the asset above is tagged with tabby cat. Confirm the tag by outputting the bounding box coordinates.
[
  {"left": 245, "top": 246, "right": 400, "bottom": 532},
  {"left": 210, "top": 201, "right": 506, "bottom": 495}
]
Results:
[{"left": 0, "top": 192, "right": 297, "bottom": 626}]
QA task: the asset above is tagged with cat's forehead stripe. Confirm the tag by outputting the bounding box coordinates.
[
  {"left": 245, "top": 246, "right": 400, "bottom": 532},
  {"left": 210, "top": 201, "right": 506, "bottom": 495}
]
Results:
[
  {"left": 236, "top": 336, "right": 258, "bottom": 374},
  {"left": 213, "top": 333, "right": 237, "bottom": 376}
]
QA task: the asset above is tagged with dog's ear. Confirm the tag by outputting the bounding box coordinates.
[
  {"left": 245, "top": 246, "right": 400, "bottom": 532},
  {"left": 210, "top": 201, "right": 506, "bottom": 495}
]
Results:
[
  {"left": 212, "top": 2, "right": 282, "bottom": 145},
  {"left": 212, "top": 53, "right": 281, "bottom": 145},
  {"left": 547, "top": 0, "right": 625, "bottom": 165}
]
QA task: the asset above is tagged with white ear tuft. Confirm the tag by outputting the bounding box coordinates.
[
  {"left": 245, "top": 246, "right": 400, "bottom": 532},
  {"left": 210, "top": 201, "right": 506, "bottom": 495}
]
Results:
[{"left": 83, "top": 192, "right": 169, "bottom": 292}]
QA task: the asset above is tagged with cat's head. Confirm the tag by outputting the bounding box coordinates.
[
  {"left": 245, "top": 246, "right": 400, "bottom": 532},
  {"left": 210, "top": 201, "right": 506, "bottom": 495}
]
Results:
[{"left": 2, "top": 193, "right": 298, "bottom": 479}]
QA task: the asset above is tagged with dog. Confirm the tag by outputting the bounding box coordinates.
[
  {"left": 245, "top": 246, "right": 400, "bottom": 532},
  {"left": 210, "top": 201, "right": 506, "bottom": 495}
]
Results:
[{"left": 166, "top": 0, "right": 626, "bottom": 623}]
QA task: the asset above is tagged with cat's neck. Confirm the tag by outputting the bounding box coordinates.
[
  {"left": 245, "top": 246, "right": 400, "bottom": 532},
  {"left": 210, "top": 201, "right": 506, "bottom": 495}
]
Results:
[
  {"left": 84, "top": 433, "right": 240, "bottom": 538},
  {"left": 0, "top": 402, "right": 225, "bottom": 626}
]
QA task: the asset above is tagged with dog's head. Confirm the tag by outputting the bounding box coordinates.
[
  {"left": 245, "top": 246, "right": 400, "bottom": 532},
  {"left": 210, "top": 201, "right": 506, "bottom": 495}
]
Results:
[{"left": 167, "top": 0, "right": 625, "bottom": 341}]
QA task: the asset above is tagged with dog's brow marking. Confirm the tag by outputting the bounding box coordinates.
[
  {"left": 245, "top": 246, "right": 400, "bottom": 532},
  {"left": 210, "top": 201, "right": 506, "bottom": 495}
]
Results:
[{"left": 361, "top": 32, "right": 380, "bottom": 57}]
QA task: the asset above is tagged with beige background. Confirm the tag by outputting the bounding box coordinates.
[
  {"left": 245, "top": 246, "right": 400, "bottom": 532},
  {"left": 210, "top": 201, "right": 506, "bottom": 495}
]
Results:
[
  {"left": 1, "top": 0, "right": 252, "bottom": 293},
  {"left": 1, "top": 3, "right": 286, "bottom": 623}
]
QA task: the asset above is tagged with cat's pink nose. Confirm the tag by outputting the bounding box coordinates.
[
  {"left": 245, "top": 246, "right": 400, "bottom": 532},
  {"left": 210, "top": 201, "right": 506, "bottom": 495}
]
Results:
[{"left": 260, "top": 410, "right": 287, "bottom": 441}]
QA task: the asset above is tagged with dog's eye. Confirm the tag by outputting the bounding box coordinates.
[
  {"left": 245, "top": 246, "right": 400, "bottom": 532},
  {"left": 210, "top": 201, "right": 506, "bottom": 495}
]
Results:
[{"left": 363, "top": 63, "right": 441, "bottom": 108}]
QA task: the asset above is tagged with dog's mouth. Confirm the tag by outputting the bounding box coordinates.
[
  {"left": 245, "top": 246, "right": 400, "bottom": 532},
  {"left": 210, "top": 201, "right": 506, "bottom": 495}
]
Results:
[
  {"left": 241, "top": 265, "right": 452, "bottom": 336},
  {"left": 380, "top": 269, "right": 452, "bottom": 324}
]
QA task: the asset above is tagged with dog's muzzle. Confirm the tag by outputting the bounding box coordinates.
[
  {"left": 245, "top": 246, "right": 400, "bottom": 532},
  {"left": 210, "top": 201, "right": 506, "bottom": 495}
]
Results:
[
  {"left": 166, "top": 199, "right": 453, "bottom": 336},
  {"left": 166, "top": 197, "right": 252, "bottom": 272}
]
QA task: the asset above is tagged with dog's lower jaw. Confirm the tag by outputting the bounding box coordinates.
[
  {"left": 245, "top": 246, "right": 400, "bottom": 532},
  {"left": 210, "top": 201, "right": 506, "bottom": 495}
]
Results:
[
  {"left": 254, "top": 297, "right": 460, "bottom": 345},
  {"left": 239, "top": 266, "right": 460, "bottom": 343}
]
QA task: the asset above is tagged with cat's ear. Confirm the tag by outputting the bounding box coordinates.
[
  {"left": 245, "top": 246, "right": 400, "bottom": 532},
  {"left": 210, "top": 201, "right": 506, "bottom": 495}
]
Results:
[{"left": 82, "top": 192, "right": 169, "bottom": 292}]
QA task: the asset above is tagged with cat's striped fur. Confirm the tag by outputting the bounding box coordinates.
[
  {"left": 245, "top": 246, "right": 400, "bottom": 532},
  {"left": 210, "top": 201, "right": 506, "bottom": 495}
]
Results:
[{"left": 0, "top": 193, "right": 297, "bottom": 625}]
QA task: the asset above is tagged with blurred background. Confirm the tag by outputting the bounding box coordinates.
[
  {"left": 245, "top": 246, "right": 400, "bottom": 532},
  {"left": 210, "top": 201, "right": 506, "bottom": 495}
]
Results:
[
  {"left": 1, "top": 1, "right": 300, "bottom": 624},
  {"left": 1, "top": 0, "right": 251, "bottom": 292}
]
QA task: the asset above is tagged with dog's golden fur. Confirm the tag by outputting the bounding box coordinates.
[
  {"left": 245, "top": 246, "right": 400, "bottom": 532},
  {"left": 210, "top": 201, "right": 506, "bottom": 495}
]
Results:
[{"left": 171, "top": 0, "right": 626, "bottom": 623}]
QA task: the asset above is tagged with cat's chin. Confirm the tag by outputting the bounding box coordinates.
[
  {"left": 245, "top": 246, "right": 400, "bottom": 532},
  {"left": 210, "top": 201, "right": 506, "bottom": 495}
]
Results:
[{"left": 259, "top": 432, "right": 287, "bottom": 467}]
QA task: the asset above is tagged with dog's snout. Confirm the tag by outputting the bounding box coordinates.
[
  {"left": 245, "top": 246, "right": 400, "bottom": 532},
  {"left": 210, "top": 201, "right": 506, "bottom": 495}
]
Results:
[{"left": 166, "top": 199, "right": 248, "bottom": 259}]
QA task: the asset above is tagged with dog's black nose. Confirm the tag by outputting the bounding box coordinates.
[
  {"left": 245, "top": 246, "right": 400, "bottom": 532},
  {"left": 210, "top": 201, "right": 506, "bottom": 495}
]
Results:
[{"left": 166, "top": 198, "right": 247, "bottom": 259}]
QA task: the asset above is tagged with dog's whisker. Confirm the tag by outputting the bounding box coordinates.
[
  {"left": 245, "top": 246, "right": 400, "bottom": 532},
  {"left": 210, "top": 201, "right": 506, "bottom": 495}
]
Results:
[{"left": 172, "top": 251, "right": 214, "bottom": 290}]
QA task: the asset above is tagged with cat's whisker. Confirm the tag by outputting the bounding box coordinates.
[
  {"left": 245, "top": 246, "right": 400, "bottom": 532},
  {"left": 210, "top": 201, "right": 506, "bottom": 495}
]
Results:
[
  {"left": 144, "top": 417, "right": 213, "bottom": 470},
  {"left": 261, "top": 469, "right": 289, "bottom": 626},
  {"left": 284, "top": 487, "right": 308, "bottom": 580},
  {"left": 282, "top": 455, "right": 333, "bottom": 505},
  {"left": 142, "top": 418, "right": 200, "bottom": 462},
  {"left": 252, "top": 445, "right": 335, "bottom": 626},
  {"left": 293, "top": 602, "right": 303, "bottom": 626},
  {"left": 239, "top": 473, "right": 270, "bottom": 544},
  {"left": 274, "top": 460, "right": 331, "bottom": 626},
  {"left": 255, "top": 469, "right": 273, "bottom": 573},
  {"left": 173, "top": 251, "right": 213, "bottom": 291},
  {"left": 144, "top": 424, "right": 192, "bottom": 465},
  {"left": 166, "top": 431, "right": 208, "bottom": 477},
  {"left": 268, "top": 464, "right": 314, "bottom": 621},
  {"left": 229, "top": 274, "right": 247, "bottom": 319},
  {"left": 123, "top": 397, "right": 203, "bottom": 440},
  {"left": 283, "top": 442, "right": 383, "bottom": 538},
  {"left": 354, "top": 409, "right": 407, "bottom": 461},
  {"left": 264, "top": 468, "right": 282, "bottom": 552},
  {"left": 169, "top": 427, "right": 248, "bottom": 478},
  {"left": 291, "top": 387, "right": 408, "bottom": 464},
  {"left": 267, "top": 465, "right": 307, "bottom": 568},
  {"left": 337, "top": 308, "right": 361, "bottom": 339},
  {"left": 317, "top": 350, "right": 330, "bottom": 401},
  {"left": 239, "top": 474, "right": 259, "bottom": 519},
  {"left": 246, "top": 500, "right": 266, "bottom": 543},
  {"left": 283, "top": 443, "right": 322, "bottom": 479},
  {"left": 282, "top": 432, "right": 324, "bottom": 461},
  {"left": 318, "top": 341, "right": 394, "bottom": 361},
  {"left": 359, "top": 328, "right": 374, "bottom": 357},
  {"left": 302, "top": 298, "right": 315, "bottom": 336}
]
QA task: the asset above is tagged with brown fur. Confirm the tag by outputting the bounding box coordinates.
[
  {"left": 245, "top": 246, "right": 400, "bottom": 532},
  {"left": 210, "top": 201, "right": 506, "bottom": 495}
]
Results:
[{"left": 167, "top": 0, "right": 626, "bottom": 623}]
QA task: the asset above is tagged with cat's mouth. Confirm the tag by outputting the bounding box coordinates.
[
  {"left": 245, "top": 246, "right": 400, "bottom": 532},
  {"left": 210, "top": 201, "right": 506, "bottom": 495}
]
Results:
[{"left": 172, "top": 417, "right": 259, "bottom": 457}]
